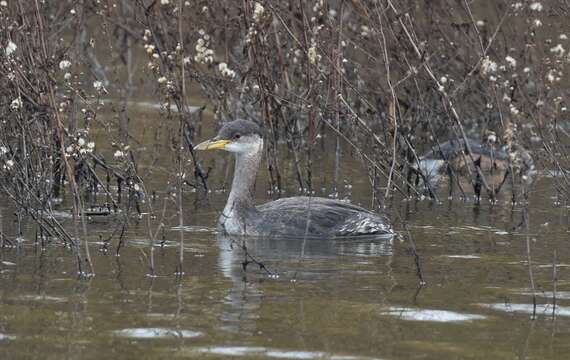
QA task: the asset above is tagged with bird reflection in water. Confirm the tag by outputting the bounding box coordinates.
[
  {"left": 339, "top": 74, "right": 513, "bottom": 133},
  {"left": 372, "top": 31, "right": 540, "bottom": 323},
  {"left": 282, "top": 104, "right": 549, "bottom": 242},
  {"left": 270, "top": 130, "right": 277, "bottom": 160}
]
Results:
[{"left": 215, "top": 232, "right": 394, "bottom": 334}]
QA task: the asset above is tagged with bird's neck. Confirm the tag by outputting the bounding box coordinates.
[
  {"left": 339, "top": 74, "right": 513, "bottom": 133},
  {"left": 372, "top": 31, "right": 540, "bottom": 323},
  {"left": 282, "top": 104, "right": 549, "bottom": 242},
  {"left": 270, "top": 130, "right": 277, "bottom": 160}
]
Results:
[{"left": 224, "top": 139, "right": 263, "bottom": 215}]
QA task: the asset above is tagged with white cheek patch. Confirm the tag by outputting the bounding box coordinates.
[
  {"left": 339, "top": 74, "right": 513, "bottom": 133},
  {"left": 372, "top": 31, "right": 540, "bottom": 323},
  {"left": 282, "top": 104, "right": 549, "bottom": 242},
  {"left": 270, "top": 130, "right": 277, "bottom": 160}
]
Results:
[{"left": 223, "top": 142, "right": 247, "bottom": 153}]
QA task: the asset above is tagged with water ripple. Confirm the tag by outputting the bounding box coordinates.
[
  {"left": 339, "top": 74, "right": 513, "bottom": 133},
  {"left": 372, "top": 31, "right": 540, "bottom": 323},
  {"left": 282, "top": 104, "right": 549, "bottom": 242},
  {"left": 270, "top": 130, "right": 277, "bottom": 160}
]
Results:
[
  {"left": 113, "top": 328, "right": 201, "bottom": 339},
  {"left": 382, "top": 307, "right": 486, "bottom": 322},
  {"left": 190, "top": 346, "right": 382, "bottom": 359},
  {"left": 479, "top": 303, "right": 570, "bottom": 317}
]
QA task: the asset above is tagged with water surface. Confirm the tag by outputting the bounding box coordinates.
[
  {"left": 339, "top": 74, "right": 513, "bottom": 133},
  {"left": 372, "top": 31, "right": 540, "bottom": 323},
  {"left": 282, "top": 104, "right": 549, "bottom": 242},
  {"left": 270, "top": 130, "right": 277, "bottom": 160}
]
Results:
[{"left": 1, "top": 105, "right": 569, "bottom": 360}]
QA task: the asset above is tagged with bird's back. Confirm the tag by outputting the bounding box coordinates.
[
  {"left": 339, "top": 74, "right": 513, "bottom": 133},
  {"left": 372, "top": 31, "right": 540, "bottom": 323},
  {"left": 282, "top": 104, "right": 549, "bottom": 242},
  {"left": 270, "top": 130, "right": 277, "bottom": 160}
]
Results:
[{"left": 247, "top": 197, "right": 393, "bottom": 238}]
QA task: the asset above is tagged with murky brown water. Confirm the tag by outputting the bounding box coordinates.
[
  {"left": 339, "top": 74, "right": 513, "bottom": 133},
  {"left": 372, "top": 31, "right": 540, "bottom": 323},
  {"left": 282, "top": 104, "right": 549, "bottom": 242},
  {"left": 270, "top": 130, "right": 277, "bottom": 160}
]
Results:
[{"left": 1, "top": 105, "right": 569, "bottom": 360}]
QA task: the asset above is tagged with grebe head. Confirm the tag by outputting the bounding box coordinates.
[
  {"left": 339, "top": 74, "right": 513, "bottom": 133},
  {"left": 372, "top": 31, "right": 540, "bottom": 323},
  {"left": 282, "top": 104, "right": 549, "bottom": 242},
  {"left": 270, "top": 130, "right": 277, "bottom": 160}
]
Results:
[{"left": 194, "top": 119, "right": 263, "bottom": 155}]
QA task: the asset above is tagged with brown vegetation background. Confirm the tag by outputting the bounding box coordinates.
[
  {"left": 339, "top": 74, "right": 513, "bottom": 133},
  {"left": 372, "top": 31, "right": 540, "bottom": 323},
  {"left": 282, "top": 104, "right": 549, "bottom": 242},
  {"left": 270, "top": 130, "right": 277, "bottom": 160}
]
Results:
[{"left": 0, "top": 0, "right": 569, "bottom": 272}]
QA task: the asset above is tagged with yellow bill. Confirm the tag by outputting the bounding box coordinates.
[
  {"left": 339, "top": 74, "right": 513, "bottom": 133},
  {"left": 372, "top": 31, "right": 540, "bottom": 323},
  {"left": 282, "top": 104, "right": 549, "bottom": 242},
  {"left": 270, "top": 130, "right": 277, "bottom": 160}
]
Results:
[{"left": 194, "top": 139, "right": 231, "bottom": 151}]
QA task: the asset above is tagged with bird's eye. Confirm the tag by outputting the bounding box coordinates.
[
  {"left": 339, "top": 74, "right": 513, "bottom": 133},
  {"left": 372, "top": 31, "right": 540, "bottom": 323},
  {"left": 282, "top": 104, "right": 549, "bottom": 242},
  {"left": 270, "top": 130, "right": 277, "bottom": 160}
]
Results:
[{"left": 234, "top": 134, "right": 241, "bottom": 139}]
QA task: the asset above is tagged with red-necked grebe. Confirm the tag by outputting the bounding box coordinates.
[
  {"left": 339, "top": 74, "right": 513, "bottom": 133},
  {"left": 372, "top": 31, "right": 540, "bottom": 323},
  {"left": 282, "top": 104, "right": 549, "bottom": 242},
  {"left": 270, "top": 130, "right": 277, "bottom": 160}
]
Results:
[
  {"left": 416, "top": 138, "right": 534, "bottom": 187},
  {"left": 195, "top": 119, "right": 393, "bottom": 237}
]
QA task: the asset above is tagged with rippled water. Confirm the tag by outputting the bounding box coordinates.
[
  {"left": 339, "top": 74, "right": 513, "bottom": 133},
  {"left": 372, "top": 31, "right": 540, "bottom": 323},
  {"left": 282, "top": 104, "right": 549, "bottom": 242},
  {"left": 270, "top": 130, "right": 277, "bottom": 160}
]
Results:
[{"left": 1, "top": 105, "right": 569, "bottom": 360}]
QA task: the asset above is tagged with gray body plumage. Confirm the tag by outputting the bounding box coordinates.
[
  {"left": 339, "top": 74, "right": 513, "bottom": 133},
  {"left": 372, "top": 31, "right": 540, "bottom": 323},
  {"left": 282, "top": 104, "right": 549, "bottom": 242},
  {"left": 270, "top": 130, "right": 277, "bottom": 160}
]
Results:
[
  {"left": 220, "top": 197, "right": 392, "bottom": 238},
  {"left": 417, "top": 138, "right": 508, "bottom": 180},
  {"left": 420, "top": 138, "right": 508, "bottom": 162},
  {"left": 199, "top": 120, "right": 393, "bottom": 238},
  {"left": 416, "top": 138, "right": 534, "bottom": 188}
]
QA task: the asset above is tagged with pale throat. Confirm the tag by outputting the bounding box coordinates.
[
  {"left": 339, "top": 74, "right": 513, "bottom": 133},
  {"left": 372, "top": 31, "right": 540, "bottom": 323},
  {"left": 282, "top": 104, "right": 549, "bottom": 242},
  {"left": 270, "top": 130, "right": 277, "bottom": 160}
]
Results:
[{"left": 222, "top": 137, "right": 263, "bottom": 224}]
